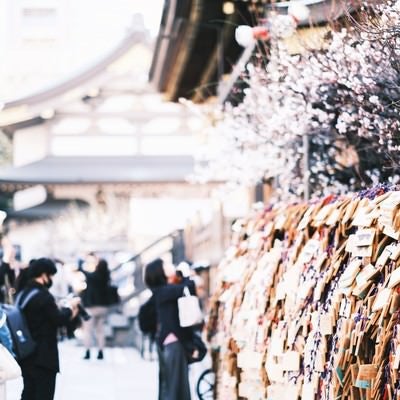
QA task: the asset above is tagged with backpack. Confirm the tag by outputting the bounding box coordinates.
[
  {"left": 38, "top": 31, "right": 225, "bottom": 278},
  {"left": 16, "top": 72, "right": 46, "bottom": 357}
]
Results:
[
  {"left": 2, "top": 288, "right": 40, "bottom": 360},
  {"left": 138, "top": 296, "right": 157, "bottom": 336},
  {"left": 0, "top": 310, "right": 13, "bottom": 355}
]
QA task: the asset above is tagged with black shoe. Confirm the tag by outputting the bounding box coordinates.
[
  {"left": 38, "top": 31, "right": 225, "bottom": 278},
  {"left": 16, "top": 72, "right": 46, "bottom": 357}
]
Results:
[
  {"left": 83, "top": 350, "right": 90, "bottom": 360},
  {"left": 97, "top": 350, "right": 104, "bottom": 360}
]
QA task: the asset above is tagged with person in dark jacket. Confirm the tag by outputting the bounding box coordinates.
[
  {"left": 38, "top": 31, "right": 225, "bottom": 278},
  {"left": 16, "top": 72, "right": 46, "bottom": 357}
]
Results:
[
  {"left": 0, "top": 240, "right": 17, "bottom": 303},
  {"left": 80, "top": 257, "right": 111, "bottom": 360},
  {"left": 19, "top": 258, "right": 80, "bottom": 400},
  {"left": 144, "top": 258, "right": 196, "bottom": 400}
]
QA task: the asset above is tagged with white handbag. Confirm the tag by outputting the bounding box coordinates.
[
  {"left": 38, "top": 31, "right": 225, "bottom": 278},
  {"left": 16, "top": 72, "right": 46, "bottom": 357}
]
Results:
[
  {"left": 178, "top": 287, "right": 203, "bottom": 328},
  {"left": 0, "top": 343, "right": 21, "bottom": 383}
]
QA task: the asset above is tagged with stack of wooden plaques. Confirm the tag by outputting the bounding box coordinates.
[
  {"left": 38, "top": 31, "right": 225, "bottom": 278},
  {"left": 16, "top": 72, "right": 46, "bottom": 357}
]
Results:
[{"left": 206, "top": 189, "right": 400, "bottom": 400}]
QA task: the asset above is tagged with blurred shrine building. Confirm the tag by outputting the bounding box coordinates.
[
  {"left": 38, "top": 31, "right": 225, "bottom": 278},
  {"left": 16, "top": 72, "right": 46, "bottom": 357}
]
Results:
[
  {"left": 0, "top": 0, "right": 348, "bottom": 261},
  {"left": 0, "top": 0, "right": 352, "bottom": 347},
  {"left": 0, "top": 10, "right": 223, "bottom": 259}
]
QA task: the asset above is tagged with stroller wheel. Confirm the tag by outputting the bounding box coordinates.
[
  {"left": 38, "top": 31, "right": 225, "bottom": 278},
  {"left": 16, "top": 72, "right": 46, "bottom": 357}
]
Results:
[{"left": 196, "top": 368, "right": 215, "bottom": 400}]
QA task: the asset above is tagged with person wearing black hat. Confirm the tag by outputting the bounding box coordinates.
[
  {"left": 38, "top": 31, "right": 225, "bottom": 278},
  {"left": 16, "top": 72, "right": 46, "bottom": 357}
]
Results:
[{"left": 18, "top": 258, "right": 80, "bottom": 400}]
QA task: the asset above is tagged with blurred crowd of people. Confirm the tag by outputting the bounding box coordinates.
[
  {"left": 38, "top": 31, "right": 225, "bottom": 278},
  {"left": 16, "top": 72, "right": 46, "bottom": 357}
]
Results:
[
  {"left": 0, "top": 238, "right": 119, "bottom": 400},
  {"left": 0, "top": 236, "right": 208, "bottom": 400}
]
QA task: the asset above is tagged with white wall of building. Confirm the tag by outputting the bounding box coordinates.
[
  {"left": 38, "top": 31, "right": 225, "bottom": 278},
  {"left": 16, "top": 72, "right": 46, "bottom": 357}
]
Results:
[
  {"left": 13, "top": 125, "right": 49, "bottom": 166},
  {"left": 129, "top": 197, "right": 214, "bottom": 250},
  {"left": 7, "top": 220, "right": 53, "bottom": 261}
]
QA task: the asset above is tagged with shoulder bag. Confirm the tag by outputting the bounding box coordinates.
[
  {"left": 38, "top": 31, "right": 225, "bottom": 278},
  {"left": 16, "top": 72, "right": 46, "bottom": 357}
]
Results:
[{"left": 178, "top": 287, "right": 203, "bottom": 328}]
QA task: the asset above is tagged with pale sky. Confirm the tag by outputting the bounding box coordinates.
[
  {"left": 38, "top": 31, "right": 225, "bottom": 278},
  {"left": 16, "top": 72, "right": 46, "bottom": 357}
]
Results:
[
  {"left": 0, "top": 0, "right": 164, "bottom": 100},
  {"left": 128, "top": 0, "right": 165, "bottom": 35}
]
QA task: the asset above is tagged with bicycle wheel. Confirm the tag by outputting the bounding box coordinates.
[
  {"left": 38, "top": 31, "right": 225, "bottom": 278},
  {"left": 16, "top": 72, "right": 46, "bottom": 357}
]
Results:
[{"left": 196, "top": 368, "right": 215, "bottom": 400}]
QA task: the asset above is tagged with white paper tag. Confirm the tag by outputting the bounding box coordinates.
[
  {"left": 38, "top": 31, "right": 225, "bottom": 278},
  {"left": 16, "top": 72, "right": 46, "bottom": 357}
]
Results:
[
  {"left": 388, "top": 268, "right": 400, "bottom": 289},
  {"left": 299, "top": 240, "right": 320, "bottom": 263},
  {"left": 320, "top": 314, "right": 333, "bottom": 335},
  {"left": 265, "top": 359, "right": 284, "bottom": 383},
  {"left": 394, "top": 346, "right": 400, "bottom": 369},
  {"left": 354, "top": 228, "right": 375, "bottom": 247},
  {"left": 372, "top": 288, "right": 392, "bottom": 312},
  {"left": 356, "top": 264, "right": 377, "bottom": 286},
  {"left": 383, "top": 224, "right": 400, "bottom": 240},
  {"left": 270, "top": 329, "right": 285, "bottom": 357},
  {"left": 351, "top": 245, "right": 373, "bottom": 258},
  {"left": 345, "top": 234, "right": 356, "bottom": 253},
  {"left": 282, "top": 350, "right": 300, "bottom": 371},
  {"left": 301, "top": 382, "right": 315, "bottom": 400},
  {"left": 237, "top": 351, "right": 264, "bottom": 370},
  {"left": 326, "top": 208, "right": 341, "bottom": 226},
  {"left": 339, "top": 259, "right": 362, "bottom": 287},
  {"left": 375, "top": 247, "right": 392, "bottom": 267}
]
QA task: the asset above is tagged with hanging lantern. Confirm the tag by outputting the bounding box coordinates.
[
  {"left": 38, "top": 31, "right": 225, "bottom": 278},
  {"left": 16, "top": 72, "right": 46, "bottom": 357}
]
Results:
[
  {"left": 235, "top": 25, "right": 269, "bottom": 47},
  {"left": 288, "top": 2, "right": 310, "bottom": 23},
  {"left": 235, "top": 1, "right": 310, "bottom": 47}
]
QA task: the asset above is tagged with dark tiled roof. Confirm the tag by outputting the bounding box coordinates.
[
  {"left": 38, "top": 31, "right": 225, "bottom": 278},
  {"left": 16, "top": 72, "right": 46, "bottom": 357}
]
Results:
[{"left": 0, "top": 156, "right": 195, "bottom": 184}]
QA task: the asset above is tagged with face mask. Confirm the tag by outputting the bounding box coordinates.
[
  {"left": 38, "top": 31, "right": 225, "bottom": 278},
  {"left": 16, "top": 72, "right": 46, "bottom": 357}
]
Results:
[{"left": 45, "top": 276, "right": 53, "bottom": 289}]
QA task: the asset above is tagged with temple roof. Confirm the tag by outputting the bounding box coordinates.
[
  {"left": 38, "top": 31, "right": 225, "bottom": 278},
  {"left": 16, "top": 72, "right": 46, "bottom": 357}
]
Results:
[
  {"left": 0, "top": 156, "right": 195, "bottom": 184},
  {"left": 0, "top": 29, "right": 148, "bottom": 131}
]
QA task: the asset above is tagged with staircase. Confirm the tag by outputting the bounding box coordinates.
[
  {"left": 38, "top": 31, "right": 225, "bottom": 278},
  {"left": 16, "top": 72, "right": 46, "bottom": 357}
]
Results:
[{"left": 103, "top": 229, "right": 186, "bottom": 348}]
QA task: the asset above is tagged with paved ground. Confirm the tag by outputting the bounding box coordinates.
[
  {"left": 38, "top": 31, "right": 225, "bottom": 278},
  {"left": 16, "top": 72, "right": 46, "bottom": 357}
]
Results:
[
  {"left": 5, "top": 342, "right": 212, "bottom": 400},
  {"left": 6, "top": 342, "right": 159, "bottom": 400}
]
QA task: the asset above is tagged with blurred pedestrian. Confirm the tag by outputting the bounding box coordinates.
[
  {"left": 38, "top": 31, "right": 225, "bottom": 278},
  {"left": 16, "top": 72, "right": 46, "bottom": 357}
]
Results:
[
  {"left": 144, "top": 258, "right": 196, "bottom": 400},
  {"left": 19, "top": 258, "right": 80, "bottom": 400},
  {"left": 81, "top": 257, "right": 111, "bottom": 360}
]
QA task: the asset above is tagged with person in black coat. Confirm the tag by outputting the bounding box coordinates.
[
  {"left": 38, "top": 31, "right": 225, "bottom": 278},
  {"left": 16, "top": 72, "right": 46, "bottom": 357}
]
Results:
[
  {"left": 144, "top": 258, "right": 196, "bottom": 400},
  {"left": 19, "top": 258, "right": 80, "bottom": 400},
  {"left": 80, "top": 257, "right": 111, "bottom": 360}
]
